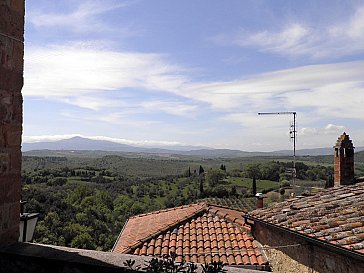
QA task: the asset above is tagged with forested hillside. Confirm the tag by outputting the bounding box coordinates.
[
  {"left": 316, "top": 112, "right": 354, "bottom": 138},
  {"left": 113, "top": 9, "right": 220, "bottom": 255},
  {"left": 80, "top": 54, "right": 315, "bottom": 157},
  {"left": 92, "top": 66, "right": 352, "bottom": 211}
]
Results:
[{"left": 21, "top": 155, "right": 336, "bottom": 251}]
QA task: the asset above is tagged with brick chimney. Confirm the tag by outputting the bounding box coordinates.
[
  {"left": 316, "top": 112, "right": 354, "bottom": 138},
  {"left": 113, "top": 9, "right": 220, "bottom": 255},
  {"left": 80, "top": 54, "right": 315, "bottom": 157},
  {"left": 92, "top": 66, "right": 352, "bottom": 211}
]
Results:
[
  {"left": 255, "top": 193, "right": 264, "bottom": 209},
  {"left": 0, "top": 0, "right": 25, "bottom": 244},
  {"left": 334, "top": 132, "right": 355, "bottom": 187}
]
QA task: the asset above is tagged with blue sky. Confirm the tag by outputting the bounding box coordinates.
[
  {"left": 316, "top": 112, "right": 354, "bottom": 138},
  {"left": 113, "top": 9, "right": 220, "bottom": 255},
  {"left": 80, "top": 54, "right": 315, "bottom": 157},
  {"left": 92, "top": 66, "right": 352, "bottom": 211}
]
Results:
[{"left": 23, "top": 0, "right": 364, "bottom": 151}]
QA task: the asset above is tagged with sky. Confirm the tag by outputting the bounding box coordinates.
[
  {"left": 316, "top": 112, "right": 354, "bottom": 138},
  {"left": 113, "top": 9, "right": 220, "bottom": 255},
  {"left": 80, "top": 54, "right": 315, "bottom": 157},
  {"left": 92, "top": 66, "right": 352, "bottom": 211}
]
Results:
[{"left": 23, "top": 0, "right": 364, "bottom": 151}]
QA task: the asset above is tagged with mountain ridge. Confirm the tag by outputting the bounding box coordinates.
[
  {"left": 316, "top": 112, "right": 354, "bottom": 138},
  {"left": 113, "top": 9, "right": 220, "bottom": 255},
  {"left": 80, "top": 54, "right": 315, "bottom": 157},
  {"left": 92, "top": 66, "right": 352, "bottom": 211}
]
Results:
[{"left": 22, "top": 136, "right": 364, "bottom": 158}]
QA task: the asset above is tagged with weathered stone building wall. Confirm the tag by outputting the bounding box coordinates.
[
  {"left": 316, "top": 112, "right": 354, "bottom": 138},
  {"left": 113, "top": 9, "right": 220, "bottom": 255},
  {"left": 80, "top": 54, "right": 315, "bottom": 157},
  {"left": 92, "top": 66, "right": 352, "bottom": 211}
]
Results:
[
  {"left": 253, "top": 222, "right": 364, "bottom": 273},
  {"left": 0, "top": 0, "right": 24, "bottom": 244}
]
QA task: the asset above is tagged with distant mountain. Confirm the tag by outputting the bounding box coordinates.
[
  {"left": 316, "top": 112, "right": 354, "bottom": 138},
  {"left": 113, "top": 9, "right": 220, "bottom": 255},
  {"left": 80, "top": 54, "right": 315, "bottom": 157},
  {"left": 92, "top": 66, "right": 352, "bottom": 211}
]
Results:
[
  {"left": 22, "top": 136, "right": 142, "bottom": 153},
  {"left": 179, "top": 149, "right": 270, "bottom": 157},
  {"left": 22, "top": 137, "right": 217, "bottom": 154},
  {"left": 22, "top": 136, "right": 364, "bottom": 158},
  {"left": 22, "top": 137, "right": 259, "bottom": 158}
]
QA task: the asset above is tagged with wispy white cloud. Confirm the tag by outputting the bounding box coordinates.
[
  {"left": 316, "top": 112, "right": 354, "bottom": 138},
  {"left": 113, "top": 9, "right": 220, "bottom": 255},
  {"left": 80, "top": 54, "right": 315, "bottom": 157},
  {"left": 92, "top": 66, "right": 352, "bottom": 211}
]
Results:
[
  {"left": 182, "top": 61, "right": 364, "bottom": 119},
  {"left": 28, "top": 0, "right": 135, "bottom": 33},
  {"left": 284, "top": 82, "right": 364, "bottom": 120},
  {"left": 60, "top": 110, "right": 159, "bottom": 127},
  {"left": 24, "top": 41, "right": 364, "bottom": 122},
  {"left": 215, "top": 5, "right": 364, "bottom": 59},
  {"left": 58, "top": 96, "right": 127, "bottom": 111},
  {"left": 236, "top": 23, "right": 312, "bottom": 57},
  {"left": 300, "top": 124, "right": 346, "bottom": 136},
  {"left": 220, "top": 113, "right": 291, "bottom": 128},
  {"left": 24, "top": 43, "right": 188, "bottom": 98},
  {"left": 140, "top": 100, "right": 198, "bottom": 117}
]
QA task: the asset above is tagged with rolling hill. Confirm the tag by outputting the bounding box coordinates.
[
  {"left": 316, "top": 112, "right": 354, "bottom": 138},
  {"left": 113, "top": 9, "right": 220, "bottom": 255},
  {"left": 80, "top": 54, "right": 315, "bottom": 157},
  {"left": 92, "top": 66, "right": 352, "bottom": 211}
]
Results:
[{"left": 22, "top": 136, "right": 364, "bottom": 158}]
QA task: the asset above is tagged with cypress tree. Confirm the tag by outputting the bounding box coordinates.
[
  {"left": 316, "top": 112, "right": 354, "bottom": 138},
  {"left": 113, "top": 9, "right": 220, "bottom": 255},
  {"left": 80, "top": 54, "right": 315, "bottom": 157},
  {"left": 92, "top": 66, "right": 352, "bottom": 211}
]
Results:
[
  {"left": 199, "top": 165, "right": 204, "bottom": 175},
  {"left": 199, "top": 176, "right": 204, "bottom": 194},
  {"left": 252, "top": 174, "right": 257, "bottom": 195}
]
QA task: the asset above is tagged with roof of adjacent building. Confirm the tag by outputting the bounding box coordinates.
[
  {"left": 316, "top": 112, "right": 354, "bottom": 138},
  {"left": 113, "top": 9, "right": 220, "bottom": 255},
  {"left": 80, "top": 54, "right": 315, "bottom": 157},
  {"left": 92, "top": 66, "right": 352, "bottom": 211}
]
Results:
[
  {"left": 248, "top": 182, "right": 364, "bottom": 254},
  {"left": 113, "top": 203, "right": 268, "bottom": 266},
  {"left": 197, "top": 197, "right": 256, "bottom": 212}
]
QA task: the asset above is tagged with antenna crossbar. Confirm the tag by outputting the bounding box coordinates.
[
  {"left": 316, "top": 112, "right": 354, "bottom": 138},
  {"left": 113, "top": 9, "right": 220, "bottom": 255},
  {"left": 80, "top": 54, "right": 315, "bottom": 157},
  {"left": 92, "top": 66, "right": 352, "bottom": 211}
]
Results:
[{"left": 258, "top": 111, "right": 297, "bottom": 190}]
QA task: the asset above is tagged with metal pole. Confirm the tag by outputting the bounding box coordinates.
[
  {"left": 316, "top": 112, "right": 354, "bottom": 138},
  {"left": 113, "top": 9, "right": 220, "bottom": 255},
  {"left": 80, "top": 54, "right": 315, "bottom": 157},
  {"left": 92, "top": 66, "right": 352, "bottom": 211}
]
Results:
[
  {"left": 258, "top": 111, "right": 297, "bottom": 191},
  {"left": 22, "top": 217, "right": 27, "bottom": 242},
  {"left": 293, "top": 112, "right": 296, "bottom": 189}
]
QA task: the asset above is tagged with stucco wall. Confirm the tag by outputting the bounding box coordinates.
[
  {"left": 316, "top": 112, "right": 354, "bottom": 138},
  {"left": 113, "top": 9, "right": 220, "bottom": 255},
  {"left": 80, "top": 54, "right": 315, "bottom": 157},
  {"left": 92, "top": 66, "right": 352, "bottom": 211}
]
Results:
[
  {"left": 253, "top": 222, "right": 363, "bottom": 273},
  {"left": 0, "top": 0, "right": 24, "bottom": 244},
  {"left": 0, "top": 243, "right": 264, "bottom": 273}
]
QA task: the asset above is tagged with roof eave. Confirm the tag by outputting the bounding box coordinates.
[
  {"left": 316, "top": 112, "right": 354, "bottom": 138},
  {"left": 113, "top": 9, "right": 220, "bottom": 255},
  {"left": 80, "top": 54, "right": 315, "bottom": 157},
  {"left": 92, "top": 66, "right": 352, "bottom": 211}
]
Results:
[{"left": 112, "top": 218, "right": 130, "bottom": 253}]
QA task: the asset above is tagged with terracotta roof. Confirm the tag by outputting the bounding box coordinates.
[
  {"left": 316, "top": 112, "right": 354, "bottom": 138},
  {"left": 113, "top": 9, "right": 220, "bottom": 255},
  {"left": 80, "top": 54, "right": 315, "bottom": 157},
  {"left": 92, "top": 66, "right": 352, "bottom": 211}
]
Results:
[
  {"left": 113, "top": 203, "right": 268, "bottom": 266},
  {"left": 113, "top": 203, "right": 206, "bottom": 254},
  {"left": 248, "top": 182, "right": 364, "bottom": 254}
]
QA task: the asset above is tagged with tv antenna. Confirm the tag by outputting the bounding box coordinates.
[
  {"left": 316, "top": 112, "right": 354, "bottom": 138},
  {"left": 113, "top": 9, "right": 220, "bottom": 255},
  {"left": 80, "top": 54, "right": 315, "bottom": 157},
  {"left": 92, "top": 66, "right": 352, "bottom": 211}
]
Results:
[{"left": 258, "top": 111, "right": 297, "bottom": 189}]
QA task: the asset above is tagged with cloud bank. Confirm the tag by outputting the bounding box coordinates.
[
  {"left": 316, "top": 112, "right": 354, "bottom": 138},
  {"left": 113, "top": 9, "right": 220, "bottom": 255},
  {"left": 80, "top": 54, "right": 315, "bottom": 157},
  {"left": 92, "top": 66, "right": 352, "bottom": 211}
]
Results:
[{"left": 216, "top": 5, "right": 364, "bottom": 60}]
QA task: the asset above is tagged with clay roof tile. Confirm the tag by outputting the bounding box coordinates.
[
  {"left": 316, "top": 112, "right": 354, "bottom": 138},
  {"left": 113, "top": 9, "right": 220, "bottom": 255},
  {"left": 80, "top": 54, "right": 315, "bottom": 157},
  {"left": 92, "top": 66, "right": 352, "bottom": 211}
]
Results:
[
  {"left": 114, "top": 203, "right": 267, "bottom": 266},
  {"left": 248, "top": 182, "right": 364, "bottom": 256}
]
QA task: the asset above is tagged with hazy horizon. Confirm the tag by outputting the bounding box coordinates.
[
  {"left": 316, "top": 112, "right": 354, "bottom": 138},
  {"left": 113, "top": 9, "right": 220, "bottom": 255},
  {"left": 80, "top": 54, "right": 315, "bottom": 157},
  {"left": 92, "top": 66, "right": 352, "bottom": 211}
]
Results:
[{"left": 22, "top": 134, "right": 357, "bottom": 153}]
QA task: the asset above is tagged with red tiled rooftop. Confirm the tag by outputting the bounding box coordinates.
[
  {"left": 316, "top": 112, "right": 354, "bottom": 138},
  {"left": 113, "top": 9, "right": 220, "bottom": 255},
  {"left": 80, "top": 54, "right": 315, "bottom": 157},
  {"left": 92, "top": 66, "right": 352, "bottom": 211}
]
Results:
[
  {"left": 248, "top": 182, "right": 364, "bottom": 254},
  {"left": 113, "top": 203, "right": 206, "bottom": 254},
  {"left": 113, "top": 203, "right": 268, "bottom": 266}
]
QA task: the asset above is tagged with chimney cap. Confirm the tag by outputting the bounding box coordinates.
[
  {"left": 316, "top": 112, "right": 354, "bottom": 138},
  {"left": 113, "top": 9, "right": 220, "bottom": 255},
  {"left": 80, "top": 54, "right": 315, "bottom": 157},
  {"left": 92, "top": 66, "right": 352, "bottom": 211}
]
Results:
[{"left": 334, "top": 132, "right": 354, "bottom": 149}]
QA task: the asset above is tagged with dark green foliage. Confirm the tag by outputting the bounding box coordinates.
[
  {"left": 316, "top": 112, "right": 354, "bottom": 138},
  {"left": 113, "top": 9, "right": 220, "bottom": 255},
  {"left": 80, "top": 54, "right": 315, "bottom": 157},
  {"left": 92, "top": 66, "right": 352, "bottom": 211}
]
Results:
[
  {"left": 143, "top": 252, "right": 200, "bottom": 273},
  {"left": 199, "top": 176, "right": 204, "bottom": 195},
  {"left": 230, "top": 186, "right": 237, "bottom": 196},
  {"left": 245, "top": 164, "right": 261, "bottom": 179},
  {"left": 325, "top": 174, "right": 334, "bottom": 188},
  {"left": 125, "top": 253, "right": 224, "bottom": 273},
  {"left": 252, "top": 175, "right": 257, "bottom": 195},
  {"left": 201, "top": 261, "right": 226, "bottom": 273},
  {"left": 46, "top": 177, "right": 67, "bottom": 186},
  {"left": 22, "top": 158, "right": 205, "bottom": 250},
  {"left": 206, "top": 169, "right": 226, "bottom": 188},
  {"left": 71, "top": 233, "right": 95, "bottom": 249},
  {"left": 243, "top": 161, "right": 333, "bottom": 182},
  {"left": 279, "top": 188, "right": 285, "bottom": 195},
  {"left": 207, "top": 185, "right": 229, "bottom": 198},
  {"left": 124, "top": 259, "right": 141, "bottom": 271},
  {"left": 199, "top": 165, "right": 204, "bottom": 175},
  {"left": 144, "top": 252, "right": 193, "bottom": 273}
]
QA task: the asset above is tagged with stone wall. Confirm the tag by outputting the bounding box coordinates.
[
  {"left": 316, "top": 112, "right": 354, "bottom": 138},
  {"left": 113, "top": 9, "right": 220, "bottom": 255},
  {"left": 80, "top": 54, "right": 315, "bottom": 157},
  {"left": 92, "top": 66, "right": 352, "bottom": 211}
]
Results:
[
  {"left": 253, "top": 222, "right": 364, "bottom": 273},
  {"left": 0, "top": 0, "right": 24, "bottom": 244},
  {"left": 0, "top": 243, "right": 263, "bottom": 273}
]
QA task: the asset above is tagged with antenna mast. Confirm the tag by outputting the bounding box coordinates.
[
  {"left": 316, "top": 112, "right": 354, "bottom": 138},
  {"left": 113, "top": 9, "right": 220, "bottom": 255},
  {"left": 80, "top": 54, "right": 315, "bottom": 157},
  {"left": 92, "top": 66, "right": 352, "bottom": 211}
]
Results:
[{"left": 258, "top": 112, "right": 297, "bottom": 190}]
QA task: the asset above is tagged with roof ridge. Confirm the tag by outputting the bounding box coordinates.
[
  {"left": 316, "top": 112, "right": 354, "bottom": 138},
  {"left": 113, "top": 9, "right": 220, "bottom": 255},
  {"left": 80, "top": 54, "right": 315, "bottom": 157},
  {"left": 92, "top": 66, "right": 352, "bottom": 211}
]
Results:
[
  {"left": 129, "top": 202, "right": 207, "bottom": 219},
  {"left": 207, "top": 203, "right": 248, "bottom": 213},
  {"left": 207, "top": 204, "right": 251, "bottom": 233}
]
